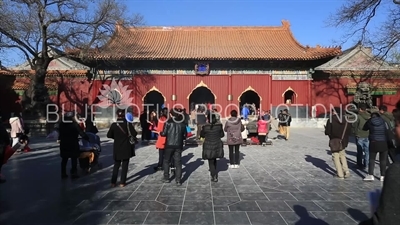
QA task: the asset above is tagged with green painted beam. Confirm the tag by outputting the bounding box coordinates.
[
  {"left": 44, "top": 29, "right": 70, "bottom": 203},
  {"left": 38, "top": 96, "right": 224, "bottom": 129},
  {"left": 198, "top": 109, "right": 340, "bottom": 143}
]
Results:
[{"left": 347, "top": 88, "right": 398, "bottom": 95}]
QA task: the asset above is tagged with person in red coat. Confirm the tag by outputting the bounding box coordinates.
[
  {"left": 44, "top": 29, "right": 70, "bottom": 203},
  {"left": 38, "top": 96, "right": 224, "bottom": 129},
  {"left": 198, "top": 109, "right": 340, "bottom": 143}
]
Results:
[
  {"left": 257, "top": 116, "right": 268, "bottom": 144},
  {"left": 154, "top": 108, "right": 168, "bottom": 171}
]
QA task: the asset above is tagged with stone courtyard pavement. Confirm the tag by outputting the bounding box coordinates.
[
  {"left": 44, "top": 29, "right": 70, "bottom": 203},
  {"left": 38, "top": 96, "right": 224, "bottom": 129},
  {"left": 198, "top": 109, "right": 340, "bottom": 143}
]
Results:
[{"left": 0, "top": 128, "right": 383, "bottom": 225}]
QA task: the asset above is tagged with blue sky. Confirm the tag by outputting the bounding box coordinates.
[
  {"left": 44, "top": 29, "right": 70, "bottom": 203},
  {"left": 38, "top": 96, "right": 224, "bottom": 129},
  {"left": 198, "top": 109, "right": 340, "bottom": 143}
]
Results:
[
  {"left": 2, "top": 0, "right": 387, "bottom": 66},
  {"left": 131, "top": 0, "right": 384, "bottom": 46}
]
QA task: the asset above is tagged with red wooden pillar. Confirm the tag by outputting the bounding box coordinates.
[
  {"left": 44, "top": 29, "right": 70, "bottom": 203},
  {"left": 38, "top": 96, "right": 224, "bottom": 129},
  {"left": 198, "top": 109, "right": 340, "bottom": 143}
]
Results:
[
  {"left": 228, "top": 74, "right": 232, "bottom": 114},
  {"left": 172, "top": 74, "right": 177, "bottom": 107},
  {"left": 308, "top": 79, "right": 312, "bottom": 116},
  {"left": 133, "top": 76, "right": 138, "bottom": 112},
  {"left": 268, "top": 74, "right": 273, "bottom": 109}
]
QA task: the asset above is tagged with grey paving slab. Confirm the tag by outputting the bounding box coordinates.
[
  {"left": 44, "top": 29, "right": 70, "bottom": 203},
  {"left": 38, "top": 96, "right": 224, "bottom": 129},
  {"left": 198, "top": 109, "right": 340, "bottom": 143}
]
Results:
[{"left": 1, "top": 128, "right": 381, "bottom": 224}]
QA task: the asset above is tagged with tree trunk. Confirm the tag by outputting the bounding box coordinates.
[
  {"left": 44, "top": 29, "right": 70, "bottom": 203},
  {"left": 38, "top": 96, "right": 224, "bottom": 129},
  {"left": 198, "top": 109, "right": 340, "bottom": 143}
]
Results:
[{"left": 21, "top": 65, "right": 50, "bottom": 118}]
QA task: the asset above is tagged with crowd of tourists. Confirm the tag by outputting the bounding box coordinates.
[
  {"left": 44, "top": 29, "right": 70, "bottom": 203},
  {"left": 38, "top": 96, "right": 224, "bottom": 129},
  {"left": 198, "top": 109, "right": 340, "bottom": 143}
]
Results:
[
  {"left": 324, "top": 104, "right": 397, "bottom": 181},
  {"left": 324, "top": 103, "right": 400, "bottom": 225}
]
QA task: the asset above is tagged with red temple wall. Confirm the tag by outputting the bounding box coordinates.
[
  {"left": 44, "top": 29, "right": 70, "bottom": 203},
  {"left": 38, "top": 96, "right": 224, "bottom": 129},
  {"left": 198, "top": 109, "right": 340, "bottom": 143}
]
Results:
[
  {"left": 91, "top": 75, "right": 173, "bottom": 113},
  {"left": 270, "top": 80, "right": 310, "bottom": 106},
  {"left": 4, "top": 73, "right": 400, "bottom": 117},
  {"left": 90, "top": 75, "right": 315, "bottom": 116},
  {"left": 129, "top": 75, "right": 173, "bottom": 107},
  {"left": 175, "top": 75, "right": 229, "bottom": 111},
  {"left": 231, "top": 74, "right": 270, "bottom": 111},
  {"left": 90, "top": 74, "right": 274, "bottom": 116}
]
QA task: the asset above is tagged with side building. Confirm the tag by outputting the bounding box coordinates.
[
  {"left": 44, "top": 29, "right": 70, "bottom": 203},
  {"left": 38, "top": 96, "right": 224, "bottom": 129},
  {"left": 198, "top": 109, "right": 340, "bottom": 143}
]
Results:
[
  {"left": 314, "top": 44, "right": 400, "bottom": 114},
  {"left": 0, "top": 48, "right": 91, "bottom": 116}
]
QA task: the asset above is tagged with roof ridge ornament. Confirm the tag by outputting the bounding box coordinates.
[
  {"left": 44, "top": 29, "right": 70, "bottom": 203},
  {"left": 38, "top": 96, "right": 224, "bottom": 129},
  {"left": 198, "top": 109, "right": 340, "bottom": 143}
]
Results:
[
  {"left": 281, "top": 20, "right": 290, "bottom": 29},
  {"left": 115, "top": 20, "right": 124, "bottom": 32}
]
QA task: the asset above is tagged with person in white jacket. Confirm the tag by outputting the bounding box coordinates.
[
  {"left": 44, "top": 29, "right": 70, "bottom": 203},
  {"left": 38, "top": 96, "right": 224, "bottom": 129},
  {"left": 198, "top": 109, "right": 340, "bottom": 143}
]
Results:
[
  {"left": 9, "top": 115, "right": 24, "bottom": 149},
  {"left": 241, "top": 118, "right": 248, "bottom": 146}
]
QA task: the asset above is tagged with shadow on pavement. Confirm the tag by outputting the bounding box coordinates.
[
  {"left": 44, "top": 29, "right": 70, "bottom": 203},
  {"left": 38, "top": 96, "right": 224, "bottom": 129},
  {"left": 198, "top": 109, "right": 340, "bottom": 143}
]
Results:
[
  {"left": 305, "top": 154, "right": 336, "bottom": 176},
  {"left": 0, "top": 141, "right": 121, "bottom": 225},
  {"left": 347, "top": 208, "right": 369, "bottom": 223},
  {"left": 293, "top": 205, "right": 329, "bottom": 225}
]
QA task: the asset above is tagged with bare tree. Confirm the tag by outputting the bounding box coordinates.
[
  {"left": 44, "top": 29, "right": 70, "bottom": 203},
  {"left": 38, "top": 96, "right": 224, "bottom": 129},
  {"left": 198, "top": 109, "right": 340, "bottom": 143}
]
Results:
[
  {"left": 0, "top": 0, "right": 142, "bottom": 116},
  {"left": 386, "top": 47, "right": 400, "bottom": 63},
  {"left": 330, "top": 0, "right": 400, "bottom": 58}
]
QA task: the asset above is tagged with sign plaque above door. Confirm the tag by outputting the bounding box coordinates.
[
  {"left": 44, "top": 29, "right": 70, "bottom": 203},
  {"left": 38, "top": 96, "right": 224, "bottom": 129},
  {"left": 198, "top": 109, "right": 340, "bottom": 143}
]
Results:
[{"left": 195, "top": 62, "right": 210, "bottom": 75}]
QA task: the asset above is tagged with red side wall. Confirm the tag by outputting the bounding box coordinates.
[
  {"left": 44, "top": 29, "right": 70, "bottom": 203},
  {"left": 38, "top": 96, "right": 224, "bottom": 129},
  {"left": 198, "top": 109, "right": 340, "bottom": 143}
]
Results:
[
  {"left": 0, "top": 76, "right": 90, "bottom": 116},
  {"left": 58, "top": 78, "right": 91, "bottom": 113},
  {"left": 313, "top": 77, "right": 400, "bottom": 113},
  {"left": 0, "top": 76, "right": 21, "bottom": 115}
]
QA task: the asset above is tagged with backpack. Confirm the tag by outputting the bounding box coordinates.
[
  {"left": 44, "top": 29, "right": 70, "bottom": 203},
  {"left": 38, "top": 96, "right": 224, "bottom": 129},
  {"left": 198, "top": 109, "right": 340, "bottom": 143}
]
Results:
[
  {"left": 381, "top": 114, "right": 395, "bottom": 130},
  {"left": 385, "top": 122, "right": 397, "bottom": 148},
  {"left": 387, "top": 120, "right": 395, "bottom": 130}
]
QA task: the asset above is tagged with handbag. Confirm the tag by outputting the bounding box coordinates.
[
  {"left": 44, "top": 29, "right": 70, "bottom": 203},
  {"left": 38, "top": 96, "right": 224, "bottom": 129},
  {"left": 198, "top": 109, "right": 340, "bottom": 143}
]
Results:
[
  {"left": 116, "top": 123, "right": 137, "bottom": 145},
  {"left": 329, "top": 121, "right": 348, "bottom": 152},
  {"left": 186, "top": 126, "right": 192, "bottom": 137}
]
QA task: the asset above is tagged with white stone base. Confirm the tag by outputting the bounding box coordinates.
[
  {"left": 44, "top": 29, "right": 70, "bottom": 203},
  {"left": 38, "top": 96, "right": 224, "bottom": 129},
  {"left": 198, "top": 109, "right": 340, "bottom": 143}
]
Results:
[{"left": 289, "top": 118, "right": 328, "bottom": 128}]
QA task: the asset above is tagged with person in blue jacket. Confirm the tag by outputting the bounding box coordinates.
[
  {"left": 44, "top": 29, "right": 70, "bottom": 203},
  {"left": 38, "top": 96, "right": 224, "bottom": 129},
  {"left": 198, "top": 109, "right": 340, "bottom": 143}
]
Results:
[{"left": 241, "top": 105, "right": 249, "bottom": 120}]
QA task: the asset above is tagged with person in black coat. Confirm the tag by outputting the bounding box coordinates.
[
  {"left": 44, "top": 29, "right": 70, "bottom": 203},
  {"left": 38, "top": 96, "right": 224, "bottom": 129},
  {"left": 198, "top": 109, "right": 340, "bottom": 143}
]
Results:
[
  {"left": 160, "top": 108, "right": 187, "bottom": 186},
  {"left": 139, "top": 110, "right": 150, "bottom": 141},
  {"left": 107, "top": 110, "right": 137, "bottom": 187},
  {"left": 183, "top": 108, "right": 190, "bottom": 126},
  {"left": 58, "top": 112, "right": 89, "bottom": 179},
  {"left": 85, "top": 110, "right": 98, "bottom": 134},
  {"left": 0, "top": 115, "right": 11, "bottom": 183},
  {"left": 201, "top": 112, "right": 225, "bottom": 182},
  {"left": 363, "top": 112, "right": 389, "bottom": 181},
  {"left": 196, "top": 111, "right": 207, "bottom": 139}
]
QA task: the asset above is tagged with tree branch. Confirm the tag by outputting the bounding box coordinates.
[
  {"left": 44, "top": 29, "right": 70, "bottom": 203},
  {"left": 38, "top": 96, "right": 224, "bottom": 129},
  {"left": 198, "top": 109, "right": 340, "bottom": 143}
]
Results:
[
  {"left": 0, "top": 27, "right": 37, "bottom": 56},
  {"left": 0, "top": 43, "right": 34, "bottom": 68},
  {"left": 329, "top": 0, "right": 400, "bottom": 58}
]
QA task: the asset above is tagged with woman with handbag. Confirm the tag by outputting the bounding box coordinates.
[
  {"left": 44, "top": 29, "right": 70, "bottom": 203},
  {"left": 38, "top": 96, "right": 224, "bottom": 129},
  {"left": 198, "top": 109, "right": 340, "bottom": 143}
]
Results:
[
  {"left": 324, "top": 108, "right": 351, "bottom": 179},
  {"left": 224, "top": 110, "right": 244, "bottom": 168},
  {"left": 107, "top": 110, "right": 138, "bottom": 187},
  {"left": 201, "top": 112, "right": 225, "bottom": 182}
]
